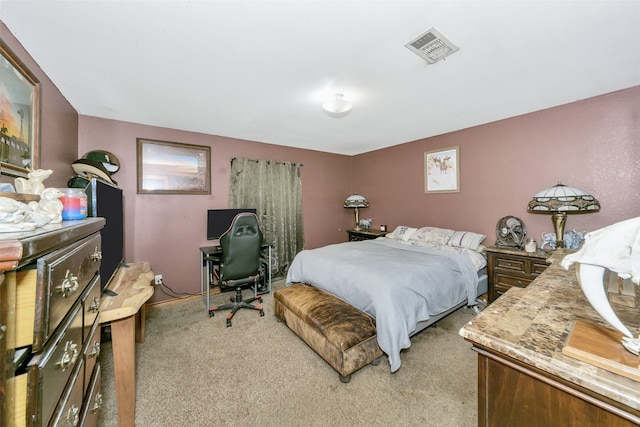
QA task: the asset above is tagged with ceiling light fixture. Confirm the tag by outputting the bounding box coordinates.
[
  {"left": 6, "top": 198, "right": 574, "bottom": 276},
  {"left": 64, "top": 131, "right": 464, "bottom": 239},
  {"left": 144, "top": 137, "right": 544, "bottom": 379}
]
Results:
[{"left": 322, "top": 93, "right": 353, "bottom": 115}]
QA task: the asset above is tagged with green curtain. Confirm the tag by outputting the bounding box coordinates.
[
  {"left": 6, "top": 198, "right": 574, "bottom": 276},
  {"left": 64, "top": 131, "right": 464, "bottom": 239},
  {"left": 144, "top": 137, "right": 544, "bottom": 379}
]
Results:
[{"left": 229, "top": 157, "right": 304, "bottom": 276}]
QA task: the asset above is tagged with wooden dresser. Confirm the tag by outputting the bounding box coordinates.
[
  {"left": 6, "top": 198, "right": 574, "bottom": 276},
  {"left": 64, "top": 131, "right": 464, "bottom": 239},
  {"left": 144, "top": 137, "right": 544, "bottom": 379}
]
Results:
[
  {"left": 485, "top": 245, "right": 550, "bottom": 303},
  {"left": 460, "top": 250, "right": 640, "bottom": 426},
  {"left": 0, "top": 218, "right": 105, "bottom": 427}
]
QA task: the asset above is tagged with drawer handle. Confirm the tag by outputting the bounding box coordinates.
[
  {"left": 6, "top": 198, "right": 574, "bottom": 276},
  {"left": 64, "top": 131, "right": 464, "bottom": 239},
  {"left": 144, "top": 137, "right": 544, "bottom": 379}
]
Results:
[
  {"left": 518, "top": 280, "right": 523, "bottom": 285},
  {"left": 92, "top": 392, "right": 103, "bottom": 413},
  {"left": 65, "top": 404, "right": 80, "bottom": 426},
  {"left": 88, "top": 295, "right": 100, "bottom": 313},
  {"left": 0, "top": 324, "right": 5, "bottom": 340},
  {"left": 91, "top": 247, "right": 103, "bottom": 261},
  {"left": 89, "top": 341, "right": 101, "bottom": 359},
  {"left": 57, "top": 270, "right": 80, "bottom": 297},
  {"left": 58, "top": 341, "right": 79, "bottom": 372}
]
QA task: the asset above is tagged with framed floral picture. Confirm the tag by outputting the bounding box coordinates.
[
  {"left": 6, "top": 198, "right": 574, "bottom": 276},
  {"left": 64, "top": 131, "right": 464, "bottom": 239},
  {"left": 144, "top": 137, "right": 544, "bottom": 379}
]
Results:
[
  {"left": 0, "top": 39, "right": 40, "bottom": 177},
  {"left": 424, "top": 146, "right": 460, "bottom": 193},
  {"left": 137, "top": 138, "right": 211, "bottom": 194}
]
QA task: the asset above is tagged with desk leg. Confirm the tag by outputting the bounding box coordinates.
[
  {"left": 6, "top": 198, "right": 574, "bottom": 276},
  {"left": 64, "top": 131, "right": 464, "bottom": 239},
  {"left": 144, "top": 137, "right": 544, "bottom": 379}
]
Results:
[
  {"left": 111, "top": 315, "right": 136, "bottom": 427},
  {"left": 200, "top": 251, "right": 206, "bottom": 306}
]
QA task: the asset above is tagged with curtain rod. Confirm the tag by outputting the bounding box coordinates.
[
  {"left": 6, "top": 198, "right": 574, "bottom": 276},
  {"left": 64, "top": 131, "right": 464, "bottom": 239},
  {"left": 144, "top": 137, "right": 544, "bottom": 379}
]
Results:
[{"left": 231, "top": 157, "right": 303, "bottom": 166}]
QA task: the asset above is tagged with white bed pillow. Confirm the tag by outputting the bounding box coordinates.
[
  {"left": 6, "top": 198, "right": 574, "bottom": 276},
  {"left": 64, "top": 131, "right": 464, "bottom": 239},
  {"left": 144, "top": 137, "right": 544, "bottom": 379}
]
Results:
[
  {"left": 388, "top": 226, "right": 418, "bottom": 241},
  {"left": 411, "top": 227, "right": 455, "bottom": 246},
  {"left": 447, "top": 231, "right": 486, "bottom": 251}
]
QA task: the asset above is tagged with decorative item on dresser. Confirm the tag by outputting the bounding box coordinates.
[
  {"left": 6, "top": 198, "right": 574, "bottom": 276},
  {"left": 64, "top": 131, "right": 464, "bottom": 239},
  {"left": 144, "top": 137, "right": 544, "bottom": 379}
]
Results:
[
  {"left": 0, "top": 218, "right": 105, "bottom": 427},
  {"left": 486, "top": 245, "right": 550, "bottom": 303},
  {"left": 343, "top": 194, "right": 369, "bottom": 231},
  {"left": 561, "top": 216, "right": 640, "bottom": 360},
  {"left": 347, "top": 228, "right": 387, "bottom": 241},
  {"left": 494, "top": 215, "right": 527, "bottom": 249},
  {"left": 527, "top": 182, "right": 600, "bottom": 248}
]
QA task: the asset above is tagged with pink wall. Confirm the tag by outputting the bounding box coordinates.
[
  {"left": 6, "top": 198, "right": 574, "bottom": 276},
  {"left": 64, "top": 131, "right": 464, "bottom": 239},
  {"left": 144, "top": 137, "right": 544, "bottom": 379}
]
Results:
[
  {"left": 352, "top": 86, "right": 640, "bottom": 246},
  {"left": 4, "top": 20, "right": 639, "bottom": 304},
  {"left": 0, "top": 21, "right": 79, "bottom": 188},
  {"left": 78, "top": 117, "right": 353, "bottom": 302}
]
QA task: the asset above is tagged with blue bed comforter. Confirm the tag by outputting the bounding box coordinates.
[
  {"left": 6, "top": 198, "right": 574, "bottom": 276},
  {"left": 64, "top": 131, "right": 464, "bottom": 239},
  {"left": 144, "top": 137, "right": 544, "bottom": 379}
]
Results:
[{"left": 285, "top": 238, "right": 480, "bottom": 372}]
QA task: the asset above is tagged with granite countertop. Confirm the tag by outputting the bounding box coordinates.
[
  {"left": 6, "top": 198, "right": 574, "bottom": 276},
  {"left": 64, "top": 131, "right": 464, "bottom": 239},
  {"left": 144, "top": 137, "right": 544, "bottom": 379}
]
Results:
[{"left": 460, "top": 249, "right": 640, "bottom": 411}]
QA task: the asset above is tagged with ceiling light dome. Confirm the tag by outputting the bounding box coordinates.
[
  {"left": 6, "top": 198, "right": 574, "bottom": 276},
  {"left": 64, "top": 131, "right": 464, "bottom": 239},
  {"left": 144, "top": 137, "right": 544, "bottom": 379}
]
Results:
[{"left": 322, "top": 93, "right": 353, "bottom": 115}]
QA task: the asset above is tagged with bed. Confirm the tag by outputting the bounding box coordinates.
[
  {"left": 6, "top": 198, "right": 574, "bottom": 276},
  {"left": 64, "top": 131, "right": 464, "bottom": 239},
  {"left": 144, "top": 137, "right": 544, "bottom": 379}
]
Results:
[{"left": 285, "top": 225, "right": 488, "bottom": 372}]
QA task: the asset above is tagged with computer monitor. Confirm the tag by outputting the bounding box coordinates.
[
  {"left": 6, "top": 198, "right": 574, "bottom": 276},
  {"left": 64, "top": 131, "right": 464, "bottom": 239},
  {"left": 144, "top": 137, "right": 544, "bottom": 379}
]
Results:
[{"left": 207, "top": 208, "right": 257, "bottom": 240}]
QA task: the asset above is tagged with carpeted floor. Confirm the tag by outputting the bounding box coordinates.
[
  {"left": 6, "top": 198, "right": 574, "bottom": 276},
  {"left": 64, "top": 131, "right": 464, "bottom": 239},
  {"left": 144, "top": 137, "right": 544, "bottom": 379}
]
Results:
[{"left": 97, "top": 280, "right": 479, "bottom": 426}]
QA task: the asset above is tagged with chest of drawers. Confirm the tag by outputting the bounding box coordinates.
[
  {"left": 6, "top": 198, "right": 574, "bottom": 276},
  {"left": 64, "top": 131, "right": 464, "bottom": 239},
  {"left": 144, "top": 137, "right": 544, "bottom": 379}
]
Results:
[
  {"left": 486, "top": 245, "right": 550, "bottom": 303},
  {"left": 347, "top": 228, "right": 387, "bottom": 241},
  {"left": 0, "top": 218, "right": 105, "bottom": 427}
]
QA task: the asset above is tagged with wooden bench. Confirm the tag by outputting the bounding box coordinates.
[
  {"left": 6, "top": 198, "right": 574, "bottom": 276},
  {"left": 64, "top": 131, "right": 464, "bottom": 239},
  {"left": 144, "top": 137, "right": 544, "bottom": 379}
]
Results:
[
  {"left": 100, "top": 261, "right": 155, "bottom": 427},
  {"left": 274, "top": 283, "right": 383, "bottom": 382}
]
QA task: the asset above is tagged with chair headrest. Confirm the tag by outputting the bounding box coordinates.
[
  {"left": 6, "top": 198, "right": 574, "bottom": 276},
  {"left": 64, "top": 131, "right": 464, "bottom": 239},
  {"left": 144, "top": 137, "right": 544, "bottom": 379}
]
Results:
[{"left": 221, "top": 213, "right": 262, "bottom": 241}]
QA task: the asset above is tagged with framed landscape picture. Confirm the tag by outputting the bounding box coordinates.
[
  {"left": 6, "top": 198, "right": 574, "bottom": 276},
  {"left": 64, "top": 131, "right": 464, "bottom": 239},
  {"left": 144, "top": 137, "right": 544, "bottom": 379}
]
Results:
[
  {"left": 424, "top": 146, "right": 460, "bottom": 193},
  {"left": 137, "top": 138, "right": 211, "bottom": 194},
  {"left": 0, "top": 39, "right": 40, "bottom": 177}
]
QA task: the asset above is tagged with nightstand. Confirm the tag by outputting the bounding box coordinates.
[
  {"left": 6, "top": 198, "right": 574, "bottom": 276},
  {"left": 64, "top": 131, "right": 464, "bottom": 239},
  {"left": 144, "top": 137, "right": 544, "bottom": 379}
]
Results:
[
  {"left": 486, "top": 246, "right": 550, "bottom": 303},
  {"left": 347, "top": 228, "right": 387, "bottom": 241}
]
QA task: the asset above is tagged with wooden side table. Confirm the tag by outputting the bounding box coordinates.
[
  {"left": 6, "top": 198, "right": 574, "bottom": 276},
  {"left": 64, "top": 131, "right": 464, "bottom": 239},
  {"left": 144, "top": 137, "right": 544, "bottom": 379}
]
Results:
[
  {"left": 100, "top": 261, "right": 154, "bottom": 427},
  {"left": 347, "top": 228, "right": 387, "bottom": 241},
  {"left": 485, "top": 246, "right": 550, "bottom": 303}
]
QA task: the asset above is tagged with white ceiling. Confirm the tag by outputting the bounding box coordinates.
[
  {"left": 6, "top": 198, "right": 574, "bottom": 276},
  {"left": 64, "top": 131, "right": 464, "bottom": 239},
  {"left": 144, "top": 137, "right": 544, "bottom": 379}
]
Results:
[{"left": 2, "top": 1, "right": 640, "bottom": 156}]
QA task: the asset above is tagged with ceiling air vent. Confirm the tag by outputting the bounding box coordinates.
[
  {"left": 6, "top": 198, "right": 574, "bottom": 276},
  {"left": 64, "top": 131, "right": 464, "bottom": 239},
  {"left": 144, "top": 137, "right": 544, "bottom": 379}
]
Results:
[{"left": 405, "top": 27, "right": 459, "bottom": 64}]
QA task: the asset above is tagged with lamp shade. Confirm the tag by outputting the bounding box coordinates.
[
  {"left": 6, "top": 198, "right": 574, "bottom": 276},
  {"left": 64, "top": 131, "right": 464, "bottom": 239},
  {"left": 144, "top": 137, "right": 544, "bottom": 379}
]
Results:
[
  {"left": 344, "top": 194, "right": 369, "bottom": 208},
  {"left": 344, "top": 194, "right": 368, "bottom": 231},
  {"left": 527, "top": 183, "right": 600, "bottom": 249},
  {"left": 323, "top": 93, "right": 353, "bottom": 114},
  {"left": 527, "top": 183, "right": 600, "bottom": 212}
]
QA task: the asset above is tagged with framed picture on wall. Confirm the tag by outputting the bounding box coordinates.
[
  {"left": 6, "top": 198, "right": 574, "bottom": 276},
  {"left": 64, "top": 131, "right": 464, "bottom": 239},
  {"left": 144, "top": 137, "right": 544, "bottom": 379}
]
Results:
[
  {"left": 0, "top": 39, "right": 40, "bottom": 177},
  {"left": 424, "top": 146, "right": 460, "bottom": 193},
  {"left": 137, "top": 138, "right": 211, "bottom": 194}
]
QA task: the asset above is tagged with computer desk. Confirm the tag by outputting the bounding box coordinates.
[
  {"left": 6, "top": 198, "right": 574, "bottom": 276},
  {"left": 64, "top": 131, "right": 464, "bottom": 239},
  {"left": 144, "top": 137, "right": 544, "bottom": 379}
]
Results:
[{"left": 199, "top": 244, "right": 272, "bottom": 311}]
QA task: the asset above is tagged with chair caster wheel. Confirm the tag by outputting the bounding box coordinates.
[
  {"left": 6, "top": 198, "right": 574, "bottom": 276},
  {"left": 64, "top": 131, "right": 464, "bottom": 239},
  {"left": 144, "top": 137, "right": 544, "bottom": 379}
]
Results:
[
  {"left": 259, "top": 310, "right": 265, "bottom": 317},
  {"left": 258, "top": 297, "right": 263, "bottom": 303},
  {"left": 208, "top": 310, "right": 215, "bottom": 318},
  {"left": 226, "top": 319, "right": 232, "bottom": 327}
]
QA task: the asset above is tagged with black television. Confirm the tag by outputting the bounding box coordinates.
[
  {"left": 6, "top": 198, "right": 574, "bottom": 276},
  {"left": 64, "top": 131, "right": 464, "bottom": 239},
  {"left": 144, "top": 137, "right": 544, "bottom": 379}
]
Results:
[
  {"left": 207, "top": 208, "right": 257, "bottom": 240},
  {"left": 69, "top": 176, "right": 124, "bottom": 290}
]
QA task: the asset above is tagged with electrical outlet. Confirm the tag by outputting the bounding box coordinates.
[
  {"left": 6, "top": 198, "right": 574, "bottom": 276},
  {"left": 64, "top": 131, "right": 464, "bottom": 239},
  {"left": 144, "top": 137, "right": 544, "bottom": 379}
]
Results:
[{"left": 154, "top": 274, "right": 163, "bottom": 285}]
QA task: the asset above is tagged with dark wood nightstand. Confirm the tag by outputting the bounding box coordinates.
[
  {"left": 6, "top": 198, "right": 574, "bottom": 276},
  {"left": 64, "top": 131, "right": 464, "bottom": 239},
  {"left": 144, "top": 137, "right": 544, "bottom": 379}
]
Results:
[
  {"left": 347, "top": 228, "right": 387, "bottom": 241},
  {"left": 486, "top": 246, "right": 550, "bottom": 303}
]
